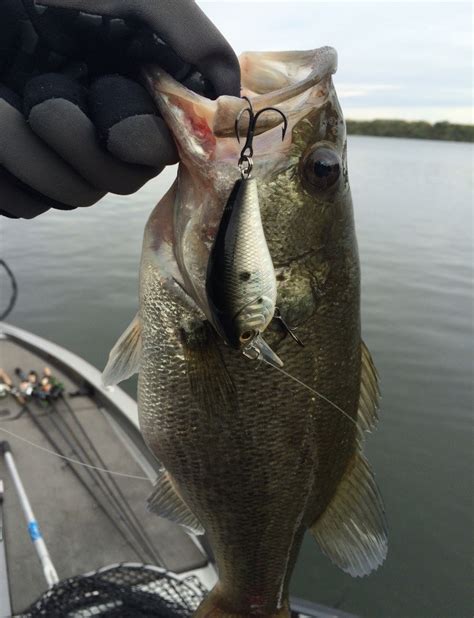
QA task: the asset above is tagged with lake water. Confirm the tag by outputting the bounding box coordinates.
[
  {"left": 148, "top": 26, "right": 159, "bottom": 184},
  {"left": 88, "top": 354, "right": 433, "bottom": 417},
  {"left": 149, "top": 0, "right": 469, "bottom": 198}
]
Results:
[{"left": 1, "top": 136, "right": 472, "bottom": 617}]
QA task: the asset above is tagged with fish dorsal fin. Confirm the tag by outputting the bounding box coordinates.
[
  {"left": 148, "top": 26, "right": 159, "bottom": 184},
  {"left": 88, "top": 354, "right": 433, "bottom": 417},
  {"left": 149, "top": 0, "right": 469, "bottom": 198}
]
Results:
[
  {"left": 102, "top": 313, "right": 142, "bottom": 386},
  {"left": 310, "top": 450, "right": 388, "bottom": 577},
  {"left": 147, "top": 468, "right": 205, "bottom": 536},
  {"left": 357, "top": 341, "right": 380, "bottom": 433}
]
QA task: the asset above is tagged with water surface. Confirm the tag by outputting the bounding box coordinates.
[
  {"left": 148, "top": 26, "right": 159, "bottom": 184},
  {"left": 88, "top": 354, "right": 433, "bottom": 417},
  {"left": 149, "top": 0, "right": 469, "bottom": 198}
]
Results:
[{"left": 1, "top": 136, "right": 472, "bottom": 617}]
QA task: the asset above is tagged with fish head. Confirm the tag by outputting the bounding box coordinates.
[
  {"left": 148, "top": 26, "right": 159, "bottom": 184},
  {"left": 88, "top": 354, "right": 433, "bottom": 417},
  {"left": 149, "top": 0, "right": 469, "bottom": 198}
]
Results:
[
  {"left": 143, "top": 46, "right": 349, "bottom": 350},
  {"left": 242, "top": 51, "right": 351, "bottom": 275}
]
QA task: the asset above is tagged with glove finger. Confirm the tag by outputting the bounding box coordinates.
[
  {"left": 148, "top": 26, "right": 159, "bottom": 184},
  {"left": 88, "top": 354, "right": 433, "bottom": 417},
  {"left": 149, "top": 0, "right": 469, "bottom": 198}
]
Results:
[
  {"left": 25, "top": 73, "right": 162, "bottom": 194},
  {"left": 89, "top": 75, "right": 178, "bottom": 168},
  {"left": 40, "top": 0, "right": 241, "bottom": 97},
  {"left": 0, "top": 86, "right": 104, "bottom": 208},
  {"left": 0, "top": 0, "right": 27, "bottom": 74},
  {"left": 0, "top": 165, "right": 67, "bottom": 219}
]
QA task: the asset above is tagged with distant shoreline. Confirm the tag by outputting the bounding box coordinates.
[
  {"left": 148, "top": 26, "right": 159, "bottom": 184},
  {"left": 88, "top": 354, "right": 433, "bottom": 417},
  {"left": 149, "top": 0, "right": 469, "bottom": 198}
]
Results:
[{"left": 346, "top": 119, "right": 473, "bottom": 143}]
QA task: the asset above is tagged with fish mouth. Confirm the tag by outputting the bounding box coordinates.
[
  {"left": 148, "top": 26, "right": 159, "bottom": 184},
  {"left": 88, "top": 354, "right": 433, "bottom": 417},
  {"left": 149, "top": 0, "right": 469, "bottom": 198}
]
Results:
[
  {"left": 142, "top": 46, "right": 337, "bottom": 167},
  {"left": 142, "top": 48, "right": 337, "bottom": 355}
]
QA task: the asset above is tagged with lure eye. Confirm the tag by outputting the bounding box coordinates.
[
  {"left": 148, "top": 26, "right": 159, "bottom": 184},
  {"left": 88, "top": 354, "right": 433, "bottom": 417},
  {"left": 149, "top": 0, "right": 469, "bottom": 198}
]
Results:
[
  {"left": 240, "top": 330, "right": 256, "bottom": 344},
  {"left": 302, "top": 147, "right": 341, "bottom": 190}
]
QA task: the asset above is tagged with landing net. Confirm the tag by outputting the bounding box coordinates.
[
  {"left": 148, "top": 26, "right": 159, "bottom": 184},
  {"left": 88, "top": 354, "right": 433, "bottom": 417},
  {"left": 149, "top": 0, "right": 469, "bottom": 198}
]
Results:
[{"left": 20, "top": 563, "right": 207, "bottom": 617}]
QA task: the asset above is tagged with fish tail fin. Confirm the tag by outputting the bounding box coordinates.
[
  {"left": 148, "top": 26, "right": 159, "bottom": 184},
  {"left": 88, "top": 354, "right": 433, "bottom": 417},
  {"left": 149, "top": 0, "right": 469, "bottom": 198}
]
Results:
[{"left": 194, "top": 587, "right": 290, "bottom": 617}]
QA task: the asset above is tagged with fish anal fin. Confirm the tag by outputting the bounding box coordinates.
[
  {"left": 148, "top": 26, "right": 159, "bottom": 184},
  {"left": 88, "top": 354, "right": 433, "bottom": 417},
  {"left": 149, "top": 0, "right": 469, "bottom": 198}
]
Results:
[
  {"left": 310, "top": 450, "right": 388, "bottom": 577},
  {"left": 102, "top": 313, "right": 142, "bottom": 386},
  {"left": 357, "top": 341, "right": 381, "bottom": 433},
  {"left": 147, "top": 468, "right": 204, "bottom": 536}
]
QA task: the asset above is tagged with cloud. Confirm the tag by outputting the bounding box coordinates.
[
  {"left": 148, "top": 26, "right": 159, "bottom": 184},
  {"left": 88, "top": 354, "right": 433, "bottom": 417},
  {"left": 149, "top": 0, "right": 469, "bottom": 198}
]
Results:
[
  {"left": 198, "top": 1, "right": 473, "bottom": 123},
  {"left": 337, "top": 84, "right": 402, "bottom": 98}
]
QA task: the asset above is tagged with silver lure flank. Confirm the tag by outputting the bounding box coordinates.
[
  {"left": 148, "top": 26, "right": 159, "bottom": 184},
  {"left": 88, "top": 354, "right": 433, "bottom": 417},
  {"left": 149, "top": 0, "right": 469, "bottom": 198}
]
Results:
[{"left": 205, "top": 177, "right": 281, "bottom": 361}]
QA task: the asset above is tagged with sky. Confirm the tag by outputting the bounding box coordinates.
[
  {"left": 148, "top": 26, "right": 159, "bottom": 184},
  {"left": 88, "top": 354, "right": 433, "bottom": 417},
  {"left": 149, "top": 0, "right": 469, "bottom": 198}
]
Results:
[{"left": 199, "top": 1, "right": 473, "bottom": 124}]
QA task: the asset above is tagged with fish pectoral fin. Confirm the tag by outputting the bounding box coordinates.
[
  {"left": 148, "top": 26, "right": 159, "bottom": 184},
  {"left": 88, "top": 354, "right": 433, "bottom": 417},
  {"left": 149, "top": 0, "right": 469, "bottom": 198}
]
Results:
[
  {"left": 102, "top": 313, "right": 142, "bottom": 386},
  {"left": 310, "top": 450, "right": 388, "bottom": 577},
  {"left": 357, "top": 341, "right": 381, "bottom": 433},
  {"left": 147, "top": 468, "right": 205, "bottom": 536}
]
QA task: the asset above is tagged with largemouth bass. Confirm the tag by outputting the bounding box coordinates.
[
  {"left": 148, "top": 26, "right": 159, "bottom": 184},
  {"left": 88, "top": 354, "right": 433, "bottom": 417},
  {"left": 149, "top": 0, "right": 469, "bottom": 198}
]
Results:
[{"left": 103, "top": 47, "right": 387, "bottom": 617}]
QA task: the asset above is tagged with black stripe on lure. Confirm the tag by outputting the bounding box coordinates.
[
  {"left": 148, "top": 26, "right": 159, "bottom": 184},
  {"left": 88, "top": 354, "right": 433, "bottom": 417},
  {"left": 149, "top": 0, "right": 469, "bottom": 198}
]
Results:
[{"left": 205, "top": 98, "right": 288, "bottom": 368}]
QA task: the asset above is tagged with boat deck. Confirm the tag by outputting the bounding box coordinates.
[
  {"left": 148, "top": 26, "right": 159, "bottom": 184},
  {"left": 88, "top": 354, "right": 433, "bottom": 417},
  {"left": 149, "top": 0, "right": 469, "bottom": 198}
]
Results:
[{"left": 0, "top": 333, "right": 207, "bottom": 614}]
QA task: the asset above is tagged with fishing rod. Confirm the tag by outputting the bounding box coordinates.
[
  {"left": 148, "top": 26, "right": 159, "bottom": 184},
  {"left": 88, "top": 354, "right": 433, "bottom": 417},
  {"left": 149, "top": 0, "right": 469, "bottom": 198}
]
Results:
[
  {"left": 43, "top": 401, "right": 150, "bottom": 562},
  {"left": 0, "top": 441, "right": 59, "bottom": 588},
  {"left": 55, "top": 394, "right": 163, "bottom": 565},
  {"left": 0, "top": 479, "right": 12, "bottom": 618},
  {"left": 25, "top": 405, "right": 148, "bottom": 563},
  {"left": 36, "top": 402, "right": 151, "bottom": 563},
  {"left": 47, "top": 397, "right": 162, "bottom": 566}
]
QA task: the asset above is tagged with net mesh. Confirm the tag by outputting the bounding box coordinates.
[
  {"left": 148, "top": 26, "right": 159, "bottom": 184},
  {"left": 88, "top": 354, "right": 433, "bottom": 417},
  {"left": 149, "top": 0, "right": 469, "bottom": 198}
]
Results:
[{"left": 20, "top": 563, "right": 207, "bottom": 617}]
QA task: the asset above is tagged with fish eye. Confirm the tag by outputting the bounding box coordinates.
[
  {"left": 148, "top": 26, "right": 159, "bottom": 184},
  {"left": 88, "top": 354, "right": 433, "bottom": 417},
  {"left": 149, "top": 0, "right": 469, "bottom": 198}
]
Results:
[
  {"left": 302, "top": 147, "right": 341, "bottom": 190},
  {"left": 240, "top": 330, "right": 255, "bottom": 343}
]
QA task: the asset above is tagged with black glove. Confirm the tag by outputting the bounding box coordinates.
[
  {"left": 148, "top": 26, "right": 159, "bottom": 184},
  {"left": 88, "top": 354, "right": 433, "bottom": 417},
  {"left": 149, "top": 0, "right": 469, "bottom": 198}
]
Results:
[{"left": 0, "top": 0, "right": 240, "bottom": 219}]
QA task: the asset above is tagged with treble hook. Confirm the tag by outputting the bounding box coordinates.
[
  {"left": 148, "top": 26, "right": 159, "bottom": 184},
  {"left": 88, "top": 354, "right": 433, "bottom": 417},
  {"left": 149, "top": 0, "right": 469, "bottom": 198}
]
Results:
[
  {"left": 234, "top": 97, "right": 288, "bottom": 178},
  {"left": 273, "top": 307, "right": 305, "bottom": 347}
]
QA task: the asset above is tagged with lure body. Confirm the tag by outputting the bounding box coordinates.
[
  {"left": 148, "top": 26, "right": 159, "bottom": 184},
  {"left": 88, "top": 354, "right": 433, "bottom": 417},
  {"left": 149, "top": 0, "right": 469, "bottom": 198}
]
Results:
[{"left": 206, "top": 177, "right": 277, "bottom": 350}]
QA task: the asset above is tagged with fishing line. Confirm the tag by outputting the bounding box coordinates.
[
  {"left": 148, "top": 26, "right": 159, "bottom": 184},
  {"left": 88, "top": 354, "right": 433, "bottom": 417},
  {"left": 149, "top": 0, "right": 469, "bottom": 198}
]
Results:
[
  {"left": 0, "top": 425, "right": 151, "bottom": 481},
  {"left": 53, "top": 396, "right": 163, "bottom": 564},
  {"left": 262, "top": 360, "right": 358, "bottom": 427}
]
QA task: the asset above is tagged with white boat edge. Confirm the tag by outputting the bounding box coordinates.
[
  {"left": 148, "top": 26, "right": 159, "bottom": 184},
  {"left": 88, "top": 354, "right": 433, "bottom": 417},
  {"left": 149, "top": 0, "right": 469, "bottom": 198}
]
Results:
[{"left": 0, "top": 320, "right": 140, "bottom": 434}]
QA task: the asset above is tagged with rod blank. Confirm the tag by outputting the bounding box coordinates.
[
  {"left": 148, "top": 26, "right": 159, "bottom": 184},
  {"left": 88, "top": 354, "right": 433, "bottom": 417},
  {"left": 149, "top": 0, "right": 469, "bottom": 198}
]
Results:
[{"left": 0, "top": 441, "right": 59, "bottom": 588}]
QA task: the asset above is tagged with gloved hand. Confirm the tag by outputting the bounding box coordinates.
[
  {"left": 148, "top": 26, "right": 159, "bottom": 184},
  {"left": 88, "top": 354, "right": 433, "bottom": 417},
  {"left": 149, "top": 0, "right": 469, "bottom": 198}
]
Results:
[{"left": 0, "top": 0, "right": 240, "bottom": 218}]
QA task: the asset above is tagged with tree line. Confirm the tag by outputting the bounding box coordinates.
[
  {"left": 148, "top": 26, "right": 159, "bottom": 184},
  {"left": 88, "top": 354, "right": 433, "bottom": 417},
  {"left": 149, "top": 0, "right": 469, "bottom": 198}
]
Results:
[{"left": 346, "top": 119, "right": 473, "bottom": 142}]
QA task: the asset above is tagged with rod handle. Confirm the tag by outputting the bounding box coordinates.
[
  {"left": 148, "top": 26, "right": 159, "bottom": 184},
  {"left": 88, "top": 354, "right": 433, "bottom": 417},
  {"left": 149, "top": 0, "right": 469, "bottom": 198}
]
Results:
[{"left": 0, "top": 442, "right": 11, "bottom": 455}]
